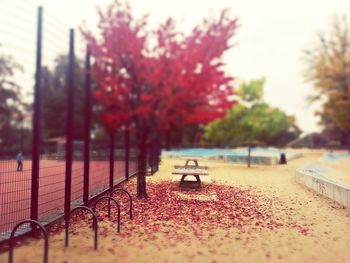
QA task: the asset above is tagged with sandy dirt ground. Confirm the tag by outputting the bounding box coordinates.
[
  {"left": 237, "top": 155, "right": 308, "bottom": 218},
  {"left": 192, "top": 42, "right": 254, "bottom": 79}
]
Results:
[
  {"left": 1, "top": 150, "right": 350, "bottom": 263},
  {"left": 318, "top": 158, "right": 350, "bottom": 187}
]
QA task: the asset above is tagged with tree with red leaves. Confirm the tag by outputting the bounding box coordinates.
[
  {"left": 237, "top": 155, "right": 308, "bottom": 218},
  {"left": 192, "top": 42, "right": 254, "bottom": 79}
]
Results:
[{"left": 83, "top": 1, "right": 238, "bottom": 198}]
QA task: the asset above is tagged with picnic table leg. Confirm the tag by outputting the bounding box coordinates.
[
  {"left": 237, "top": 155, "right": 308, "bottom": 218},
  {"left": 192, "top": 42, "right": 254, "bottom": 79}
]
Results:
[
  {"left": 185, "top": 160, "right": 199, "bottom": 166},
  {"left": 179, "top": 174, "right": 202, "bottom": 188},
  {"left": 194, "top": 175, "right": 201, "bottom": 188},
  {"left": 179, "top": 174, "right": 187, "bottom": 187}
]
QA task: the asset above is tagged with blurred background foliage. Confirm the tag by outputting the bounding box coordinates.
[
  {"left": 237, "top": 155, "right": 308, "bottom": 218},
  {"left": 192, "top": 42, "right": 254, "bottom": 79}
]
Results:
[
  {"left": 203, "top": 78, "right": 301, "bottom": 147},
  {"left": 304, "top": 15, "right": 350, "bottom": 147},
  {"left": 1, "top": 15, "right": 350, "bottom": 152}
]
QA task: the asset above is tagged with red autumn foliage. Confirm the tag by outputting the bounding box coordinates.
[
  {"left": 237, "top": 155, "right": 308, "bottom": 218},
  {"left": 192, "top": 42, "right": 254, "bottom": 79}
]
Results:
[
  {"left": 121, "top": 181, "right": 310, "bottom": 235},
  {"left": 82, "top": 2, "right": 237, "bottom": 133},
  {"left": 48, "top": 180, "right": 312, "bottom": 245},
  {"left": 82, "top": 2, "right": 238, "bottom": 197}
]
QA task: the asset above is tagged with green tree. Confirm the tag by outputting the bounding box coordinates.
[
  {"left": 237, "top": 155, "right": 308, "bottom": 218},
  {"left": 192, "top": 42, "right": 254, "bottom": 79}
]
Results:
[
  {"left": 237, "top": 78, "right": 264, "bottom": 102},
  {"left": 304, "top": 15, "right": 350, "bottom": 146},
  {"left": 204, "top": 79, "right": 301, "bottom": 147},
  {"left": 41, "top": 55, "right": 85, "bottom": 141},
  {"left": 0, "top": 49, "right": 28, "bottom": 154}
]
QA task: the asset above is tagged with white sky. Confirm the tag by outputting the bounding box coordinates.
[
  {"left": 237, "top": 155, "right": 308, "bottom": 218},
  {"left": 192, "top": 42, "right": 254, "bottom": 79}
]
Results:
[{"left": 2, "top": 0, "right": 350, "bottom": 133}]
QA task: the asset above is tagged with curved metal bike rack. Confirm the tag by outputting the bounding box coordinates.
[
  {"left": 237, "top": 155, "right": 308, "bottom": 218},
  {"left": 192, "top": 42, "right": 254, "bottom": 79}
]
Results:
[
  {"left": 65, "top": 206, "right": 98, "bottom": 250},
  {"left": 9, "top": 219, "right": 48, "bottom": 263},
  {"left": 110, "top": 188, "right": 133, "bottom": 220},
  {"left": 93, "top": 196, "right": 121, "bottom": 232}
]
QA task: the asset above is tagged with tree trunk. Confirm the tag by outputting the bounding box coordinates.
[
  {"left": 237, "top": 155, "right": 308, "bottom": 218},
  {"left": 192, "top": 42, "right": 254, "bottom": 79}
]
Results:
[
  {"left": 148, "top": 141, "right": 154, "bottom": 174},
  {"left": 137, "top": 128, "right": 148, "bottom": 198},
  {"left": 247, "top": 146, "right": 251, "bottom": 168},
  {"left": 154, "top": 134, "right": 162, "bottom": 172},
  {"left": 340, "top": 133, "right": 350, "bottom": 148},
  {"left": 165, "top": 131, "right": 171, "bottom": 150}
]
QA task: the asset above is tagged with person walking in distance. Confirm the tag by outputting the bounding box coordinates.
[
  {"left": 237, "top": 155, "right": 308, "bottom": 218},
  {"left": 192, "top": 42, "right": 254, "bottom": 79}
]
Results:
[{"left": 16, "top": 151, "right": 24, "bottom": 171}]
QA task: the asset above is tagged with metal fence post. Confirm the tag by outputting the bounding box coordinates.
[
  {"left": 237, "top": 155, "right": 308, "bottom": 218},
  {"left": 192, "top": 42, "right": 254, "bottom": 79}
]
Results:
[
  {"left": 30, "top": 6, "right": 43, "bottom": 226},
  {"left": 124, "top": 129, "right": 129, "bottom": 180},
  {"left": 109, "top": 132, "right": 115, "bottom": 189},
  {"left": 83, "top": 46, "right": 91, "bottom": 205},
  {"left": 64, "top": 29, "right": 75, "bottom": 219}
]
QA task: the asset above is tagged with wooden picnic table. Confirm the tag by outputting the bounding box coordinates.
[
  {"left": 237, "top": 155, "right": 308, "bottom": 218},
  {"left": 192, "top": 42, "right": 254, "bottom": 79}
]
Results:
[
  {"left": 179, "top": 156, "right": 203, "bottom": 166},
  {"left": 172, "top": 161, "right": 209, "bottom": 188}
]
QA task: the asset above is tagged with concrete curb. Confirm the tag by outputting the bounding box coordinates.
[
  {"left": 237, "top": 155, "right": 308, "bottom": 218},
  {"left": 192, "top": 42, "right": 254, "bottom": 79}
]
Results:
[{"left": 295, "top": 166, "right": 350, "bottom": 208}]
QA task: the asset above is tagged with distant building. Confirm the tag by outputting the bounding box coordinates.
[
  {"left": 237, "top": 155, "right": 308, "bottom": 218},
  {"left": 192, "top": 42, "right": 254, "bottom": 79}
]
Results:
[{"left": 43, "top": 137, "right": 84, "bottom": 158}]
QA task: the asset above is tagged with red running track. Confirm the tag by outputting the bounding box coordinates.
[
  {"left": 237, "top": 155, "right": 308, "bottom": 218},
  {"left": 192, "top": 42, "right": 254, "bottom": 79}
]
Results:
[{"left": 0, "top": 158, "right": 137, "bottom": 239}]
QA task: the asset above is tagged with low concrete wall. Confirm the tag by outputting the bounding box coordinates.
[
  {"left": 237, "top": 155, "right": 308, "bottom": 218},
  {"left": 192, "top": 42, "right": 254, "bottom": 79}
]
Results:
[
  {"left": 163, "top": 151, "right": 302, "bottom": 166},
  {"left": 295, "top": 166, "right": 350, "bottom": 208}
]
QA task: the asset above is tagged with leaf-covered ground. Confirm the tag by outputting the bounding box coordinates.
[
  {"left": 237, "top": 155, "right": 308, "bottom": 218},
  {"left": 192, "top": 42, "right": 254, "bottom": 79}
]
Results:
[
  {"left": 39, "top": 180, "right": 312, "bottom": 262},
  {"left": 119, "top": 181, "right": 309, "bottom": 237},
  {"left": 1, "top": 152, "right": 350, "bottom": 263}
]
